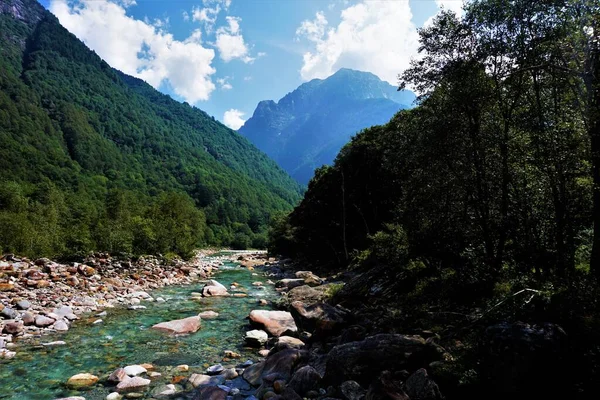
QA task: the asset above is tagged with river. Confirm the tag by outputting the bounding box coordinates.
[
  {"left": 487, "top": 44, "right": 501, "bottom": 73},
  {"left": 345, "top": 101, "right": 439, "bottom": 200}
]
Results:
[{"left": 0, "top": 256, "right": 277, "bottom": 399}]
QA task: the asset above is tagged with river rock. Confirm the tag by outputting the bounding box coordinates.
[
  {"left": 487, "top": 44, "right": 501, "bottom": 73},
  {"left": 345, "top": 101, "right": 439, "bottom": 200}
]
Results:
[
  {"left": 242, "top": 348, "right": 305, "bottom": 386},
  {"left": 188, "top": 373, "right": 225, "bottom": 387},
  {"left": 54, "top": 397, "right": 86, "bottom": 400},
  {"left": 198, "top": 311, "right": 219, "bottom": 319},
  {"left": 35, "top": 315, "right": 55, "bottom": 327},
  {"left": 202, "top": 280, "right": 228, "bottom": 297},
  {"left": 245, "top": 329, "right": 269, "bottom": 347},
  {"left": 54, "top": 320, "right": 69, "bottom": 331},
  {"left": 340, "top": 380, "right": 366, "bottom": 400},
  {"left": 3, "top": 321, "right": 23, "bottom": 335},
  {"left": 106, "top": 393, "right": 123, "bottom": 400},
  {"left": 22, "top": 312, "right": 35, "bottom": 325},
  {"left": 206, "top": 363, "right": 224, "bottom": 375},
  {"left": 404, "top": 368, "right": 442, "bottom": 400},
  {"left": 151, "top": 316, "right": 201, "bottom": 334},
  {"left": 275, "top": 279, "right": 305, "bottom": 290},
  {"left": 78, "top": 265, "right": 96, "bottom": 277},
  {"left": 275, "top": 336, "right": 306, "bottom": 351},
  {"left": 116, "top": 376, "right": 151, "bottom": 393},
  {"left": 249, "top": 310, "right": 297, "bottom": 337},
  {"left": 15, "top": 300, "right": 31, "bottom": 310},
  {"left": 323, "top": 334, "right": 443, "bottom": 385},
  {"left": 43, "top": 341, "right": 66, "bottom": 346},
  {"left": 124, "top": 365, "right": 147, "bottom": 376},
  {"left": 0, "top": 283, "right": 14, "bottom": 292},
  {"left": 108, "top": 368, "right": 128, "bottom": 383},
  {"left": 190, "top": 385, "right": 228, "bottom": 400},
  {"left": 290, "top": 301, "right": 348, "bottom": 335},
  {"left": 67, "top": 373, "right": 99, "bottom": 388},
  {"left": 54, "top": 306, "right": 78, "bottom": 320},
  {"left": 288, "top": 366, "right": 322, "bottom": 396},
  {"left": 1, "top": 307, "right": 18, "bottom": 319}
]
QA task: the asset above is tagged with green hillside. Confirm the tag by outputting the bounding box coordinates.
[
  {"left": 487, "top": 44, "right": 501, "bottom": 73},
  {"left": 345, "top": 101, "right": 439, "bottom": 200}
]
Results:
[{"left": 0, "top": 0, "right": 302, "bottom": 258}]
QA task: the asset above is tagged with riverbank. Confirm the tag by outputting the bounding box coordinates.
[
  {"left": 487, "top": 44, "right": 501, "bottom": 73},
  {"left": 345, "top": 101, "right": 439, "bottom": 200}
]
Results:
[{"left": 0, "top": 250, "right": 267, "bottom": 360}]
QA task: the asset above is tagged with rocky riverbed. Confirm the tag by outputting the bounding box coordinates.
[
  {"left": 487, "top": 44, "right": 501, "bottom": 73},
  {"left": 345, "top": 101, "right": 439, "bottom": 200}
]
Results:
[{"left": 2, "top": 251, "right": 462, "bottom": 400}]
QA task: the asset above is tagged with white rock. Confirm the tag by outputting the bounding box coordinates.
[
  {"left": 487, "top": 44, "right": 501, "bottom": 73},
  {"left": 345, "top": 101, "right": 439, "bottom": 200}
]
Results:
[
  {"left": 124, "top": 365, "right": 147, "bottom": 376},
  {"left": 106, "top": 393, "right": 122, "bottom": 400}
]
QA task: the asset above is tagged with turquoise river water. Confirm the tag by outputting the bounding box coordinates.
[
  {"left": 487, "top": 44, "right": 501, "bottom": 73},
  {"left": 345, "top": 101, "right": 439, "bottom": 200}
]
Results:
[{"left": 0, "top": 257, "right": 277, "bottom": 399}]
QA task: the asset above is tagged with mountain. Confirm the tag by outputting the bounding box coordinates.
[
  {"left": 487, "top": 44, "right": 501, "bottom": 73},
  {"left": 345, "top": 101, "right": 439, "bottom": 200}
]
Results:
[
  {"left": 0, "top": 0, "right": 302, "bottom": 257},
  {"left": 239, "top": 68, "right": 416, "bottom": 184}
]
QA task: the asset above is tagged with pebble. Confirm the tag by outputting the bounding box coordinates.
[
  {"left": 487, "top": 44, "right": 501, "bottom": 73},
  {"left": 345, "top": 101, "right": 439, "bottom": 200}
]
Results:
[
  {"left": 93, "top": 319, "right": 103, "bottom": 324},
  {"left": 43, "top": 341, "right": 66, "bottom": 346},
  {"left": 106, "top": 393, "right": 122, "bottom": 400},
  {"left": 66, "top": 373, "right": 99, "bottom": 388}
]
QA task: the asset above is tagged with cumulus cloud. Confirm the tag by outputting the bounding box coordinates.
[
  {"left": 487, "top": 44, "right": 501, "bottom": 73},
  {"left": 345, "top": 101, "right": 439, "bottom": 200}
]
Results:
[
  {"left": 424, "top": 0, "right": 465, "bottom": 27},
  {"left": 296, "top": 1, "right": 421, "bottom": 85},
  {"left": 216, "top": 16, "right": 254, "bottom": 63},
  {"left": 49, "top": 0, "right": 216, "bottom": 103},
  {"left": 223, "top": 109, "right": 246, "bottom": 130}
]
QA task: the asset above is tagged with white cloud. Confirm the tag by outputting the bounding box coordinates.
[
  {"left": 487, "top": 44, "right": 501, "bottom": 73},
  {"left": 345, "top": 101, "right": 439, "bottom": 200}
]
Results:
[
  {"left": 295, "top": 1, "right": 421, "bottom": 85},
  {"left": 217, "top": 77, "right": 233, "bottom": 90},
  {"left": 182, "top": 11, "right": 189, "bottom": 21},
  {"left": 50, "top": 0, "right": 216, "bottom": 102},
  {"left": 216, "top": 16, "right": 254, "bottom": 63},
  {"left": 424, "top": 0, "right": 465, "bottom": 27},
  {"left": 223, "top": 109, "right": 246, "bottom": 130},
  {"left": 243, "top": 76, "right": 252, "bottom": 81},
  {"left": 435, "top": 0, "right": 464, "bottom": 15},
  {"left": 190, "top": 0, "right": 231, "bottom": 34}
]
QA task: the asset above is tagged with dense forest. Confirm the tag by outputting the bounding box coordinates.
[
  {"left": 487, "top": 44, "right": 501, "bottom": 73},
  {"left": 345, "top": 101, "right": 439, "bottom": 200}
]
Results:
[
  {"left": 0, "top": 0, "right": 303, "bottom": 258},
  {"left": 270, "top": 0, "right": 600, "bottom": 397}
]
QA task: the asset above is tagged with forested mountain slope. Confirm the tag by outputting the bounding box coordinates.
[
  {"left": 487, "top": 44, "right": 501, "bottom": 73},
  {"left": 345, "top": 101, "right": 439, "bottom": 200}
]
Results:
[
  {"left": 0, "top": 0, "right": 302, "bottom": 257},
  {"left": 239, "top": 68, "right": 415, "bottom": 184}
]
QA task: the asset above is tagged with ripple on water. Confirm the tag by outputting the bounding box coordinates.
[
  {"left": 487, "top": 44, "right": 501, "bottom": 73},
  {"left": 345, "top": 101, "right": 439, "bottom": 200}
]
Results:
[{"left": 0, "top": 259, "right": 277, "bottom": 400}]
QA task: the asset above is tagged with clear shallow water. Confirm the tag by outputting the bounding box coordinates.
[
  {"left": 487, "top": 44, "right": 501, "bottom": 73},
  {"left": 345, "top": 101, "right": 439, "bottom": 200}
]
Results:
[{"left": 0, "top": 259, "right": 276, "bottom": 400}]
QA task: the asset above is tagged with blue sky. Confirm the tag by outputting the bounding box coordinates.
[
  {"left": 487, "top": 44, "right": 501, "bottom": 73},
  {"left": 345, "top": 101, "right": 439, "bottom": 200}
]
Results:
[{"left": 40, "top": 0, "right": 462, "bottom": 129}]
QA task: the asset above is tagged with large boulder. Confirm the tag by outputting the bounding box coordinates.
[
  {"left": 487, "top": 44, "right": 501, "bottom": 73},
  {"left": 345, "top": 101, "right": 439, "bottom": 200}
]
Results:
[
  {"left": 151, "top": 316, "right": 201, "bottom": 334},
  {"left": 202, "top": 280, "right": 228, "bottom": 297},
  {"left": 288, "top": 365, "right": 322, "bottom": 396},
  {"left": 280, "top": 285, "right": 331, "bottom": 307},
  {"left": 323, "top": 334, "right": 443, "bottom": 386},
  {"left": 243, "top": 348, "right": 305, "bottom": 386},
  {"left": 290, "top": 301, "right": 348, "bottom": 335},
  {"left": 249, "top": 310, "right": 297, "bottom": 337},
  {"left": 404, "top": 369, "right": 442, "bottom": 400},
  {"left": 481, "top": 321, "right": 567, "bottom": 396}
]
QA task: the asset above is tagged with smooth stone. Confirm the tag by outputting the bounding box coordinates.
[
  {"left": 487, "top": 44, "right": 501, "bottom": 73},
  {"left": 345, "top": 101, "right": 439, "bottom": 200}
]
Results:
[
  {"left": 127, "top": 306, "right": 146, "bottom": 310},
  {"left": 206, "top": 363, "right": 224, "bottom": 375},
  {"left": 54, "top": 397, "right": 86, "bottom": 400},
  {"left": 176, "top": 364, "right": 189, "bottom": 372},
  {"left": 249, "top": 310, "right": 297, "bottom": 337},
  {"left": 1, "top": 307, "right": 18, "bottom": 319},
  {"left": 152, "top": 316, "right": 201, "bottom": 334},
  {"left": 22, "top": 312, "right": 35, "bottom": 325},
  {"left": 155, "top": 297, "right": 166, "bottom": 303},
  {"left": 3, "top": 321, "right": 23, "bottom": 335},
  {"left": 54, "top": 320, "right": 69, "bottom": 331},
  {"left": 15, "top": 300, "right": 31, "bottom": 310},
  {"left": 108, "top": 368, "right": 128, "bottom": 383},
  {"left": 116, "top": 376, "right": 151, "bottom": 393},
  {"left": 124, "top": 365, "right": 147, "bottom": 376},
  {"left": 188, "top": 373, "right": 226, "bottom": 387},
  {"left": 245, "top": 329, "right": 268, "bottom": 347},
  {"left": 35, "top": 315, "right": 55, "bottom": 327},
  {"left": 198, "top": 311, "right": 219, "bottom": 319},
  {"left": 67, "top": 373, "right": 99, "bottom": 388},
  {"left": 106, "top": 393, "right": 122, "bottom": 400},
  {"left": 93, "top": 319, "right": 103, "bottom": 324}
]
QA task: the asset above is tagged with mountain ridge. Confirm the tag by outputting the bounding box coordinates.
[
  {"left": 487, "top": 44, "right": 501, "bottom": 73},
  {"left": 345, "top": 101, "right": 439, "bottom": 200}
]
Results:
[{"left": 239, "top": 68, "right": 415, "bottom": 184}]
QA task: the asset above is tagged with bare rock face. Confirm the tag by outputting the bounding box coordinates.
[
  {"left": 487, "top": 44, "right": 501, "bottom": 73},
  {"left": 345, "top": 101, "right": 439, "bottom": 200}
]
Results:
[
  {"left": 151, "top": 316, "right": 201, "bottom": 335},
  {"left": 291, "top": 301, "right": 348, "bottom": 336},
  {"left": 404, "top": 368, "right": 443, "bottom": 400},
  {"left": 288, "top": 365, "right": 322, "bottom": 396},
  {"left": 249, "top": 310, "right": 297, "bottom": 337}
]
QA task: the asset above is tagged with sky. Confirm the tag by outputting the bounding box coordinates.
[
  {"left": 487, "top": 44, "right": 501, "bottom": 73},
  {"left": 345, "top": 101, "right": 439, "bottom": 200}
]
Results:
[{"left": 39, "top": 0, "right": 464, "bottom": 130}]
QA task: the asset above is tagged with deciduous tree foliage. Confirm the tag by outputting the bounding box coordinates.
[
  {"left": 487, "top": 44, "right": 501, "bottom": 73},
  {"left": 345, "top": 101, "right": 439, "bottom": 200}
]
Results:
[{"left": 0, "top": 0, "right": 302, "bottom": 258}]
